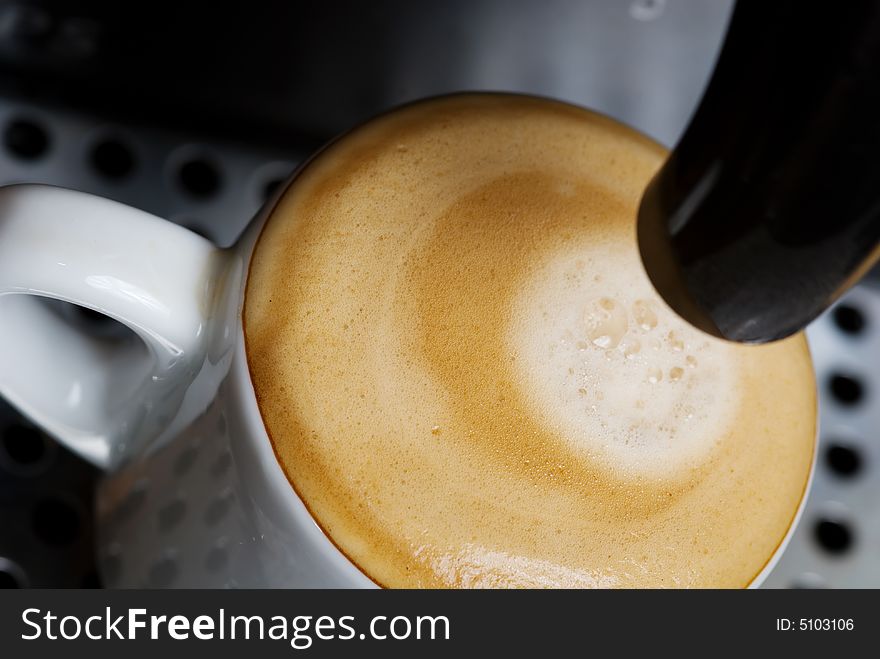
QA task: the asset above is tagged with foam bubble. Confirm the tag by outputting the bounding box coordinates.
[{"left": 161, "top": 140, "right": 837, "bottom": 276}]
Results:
[
  {"left": 632, "top": 299, "right": 658, "bottom": 331},
  {"left": 585, "top": 297, "right": 628, "bottom": 349},
  {"left": 668, "top": 331, "right": 684, "bottom": 352},
  {"left": 620, "top": 336, "right": 641, "bottom": 359}
]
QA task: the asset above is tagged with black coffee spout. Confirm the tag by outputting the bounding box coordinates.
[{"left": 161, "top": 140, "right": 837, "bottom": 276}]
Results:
[{"left": 637, "top": 1, "right": 880, "bottom": 343}]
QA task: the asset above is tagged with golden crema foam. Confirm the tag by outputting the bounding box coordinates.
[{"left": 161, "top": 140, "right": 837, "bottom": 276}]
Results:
[{"left": 244, "top": 94, "right": 816, "bottom": 588}]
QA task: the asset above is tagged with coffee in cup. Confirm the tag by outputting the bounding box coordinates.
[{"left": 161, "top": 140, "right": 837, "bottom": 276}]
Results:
[{"left": 244, "top": 94, "right": 816, "bottom": 588}]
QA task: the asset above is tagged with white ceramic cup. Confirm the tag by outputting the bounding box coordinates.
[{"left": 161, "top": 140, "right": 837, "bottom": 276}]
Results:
[{"left": 0, "top": 99, "right": 814, "bottom": 588}]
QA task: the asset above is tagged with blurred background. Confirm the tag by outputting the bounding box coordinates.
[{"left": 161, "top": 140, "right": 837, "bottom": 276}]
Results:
[{"left": 0, "top": 0, "right": 877, "bottom": 588}]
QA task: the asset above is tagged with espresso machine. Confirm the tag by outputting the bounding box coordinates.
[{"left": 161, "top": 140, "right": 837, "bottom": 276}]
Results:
[
  {"left": 638, "top": 2, "right": 880, "bottom": 343},
  {"left": 0, "top": 0, "right": 877, "bottom": 588}
]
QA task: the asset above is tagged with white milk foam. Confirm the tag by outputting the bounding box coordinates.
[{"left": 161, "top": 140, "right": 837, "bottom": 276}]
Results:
[{"left": 510, "top": 241, "right": 739, "bottom": 479}]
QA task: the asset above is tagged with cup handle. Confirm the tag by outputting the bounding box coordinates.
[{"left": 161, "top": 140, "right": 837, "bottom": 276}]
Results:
[{"left": 0, "top": 184, "right": 227, "bottom": 468}]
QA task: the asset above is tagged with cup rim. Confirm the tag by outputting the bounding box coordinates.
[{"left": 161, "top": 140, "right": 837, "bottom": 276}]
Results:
[
  {"left": 748, "top": 419, "right": 818, "bottom": 588},
  {"left": 230, "top": 323, "right": 377, "bottom": 587}
]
